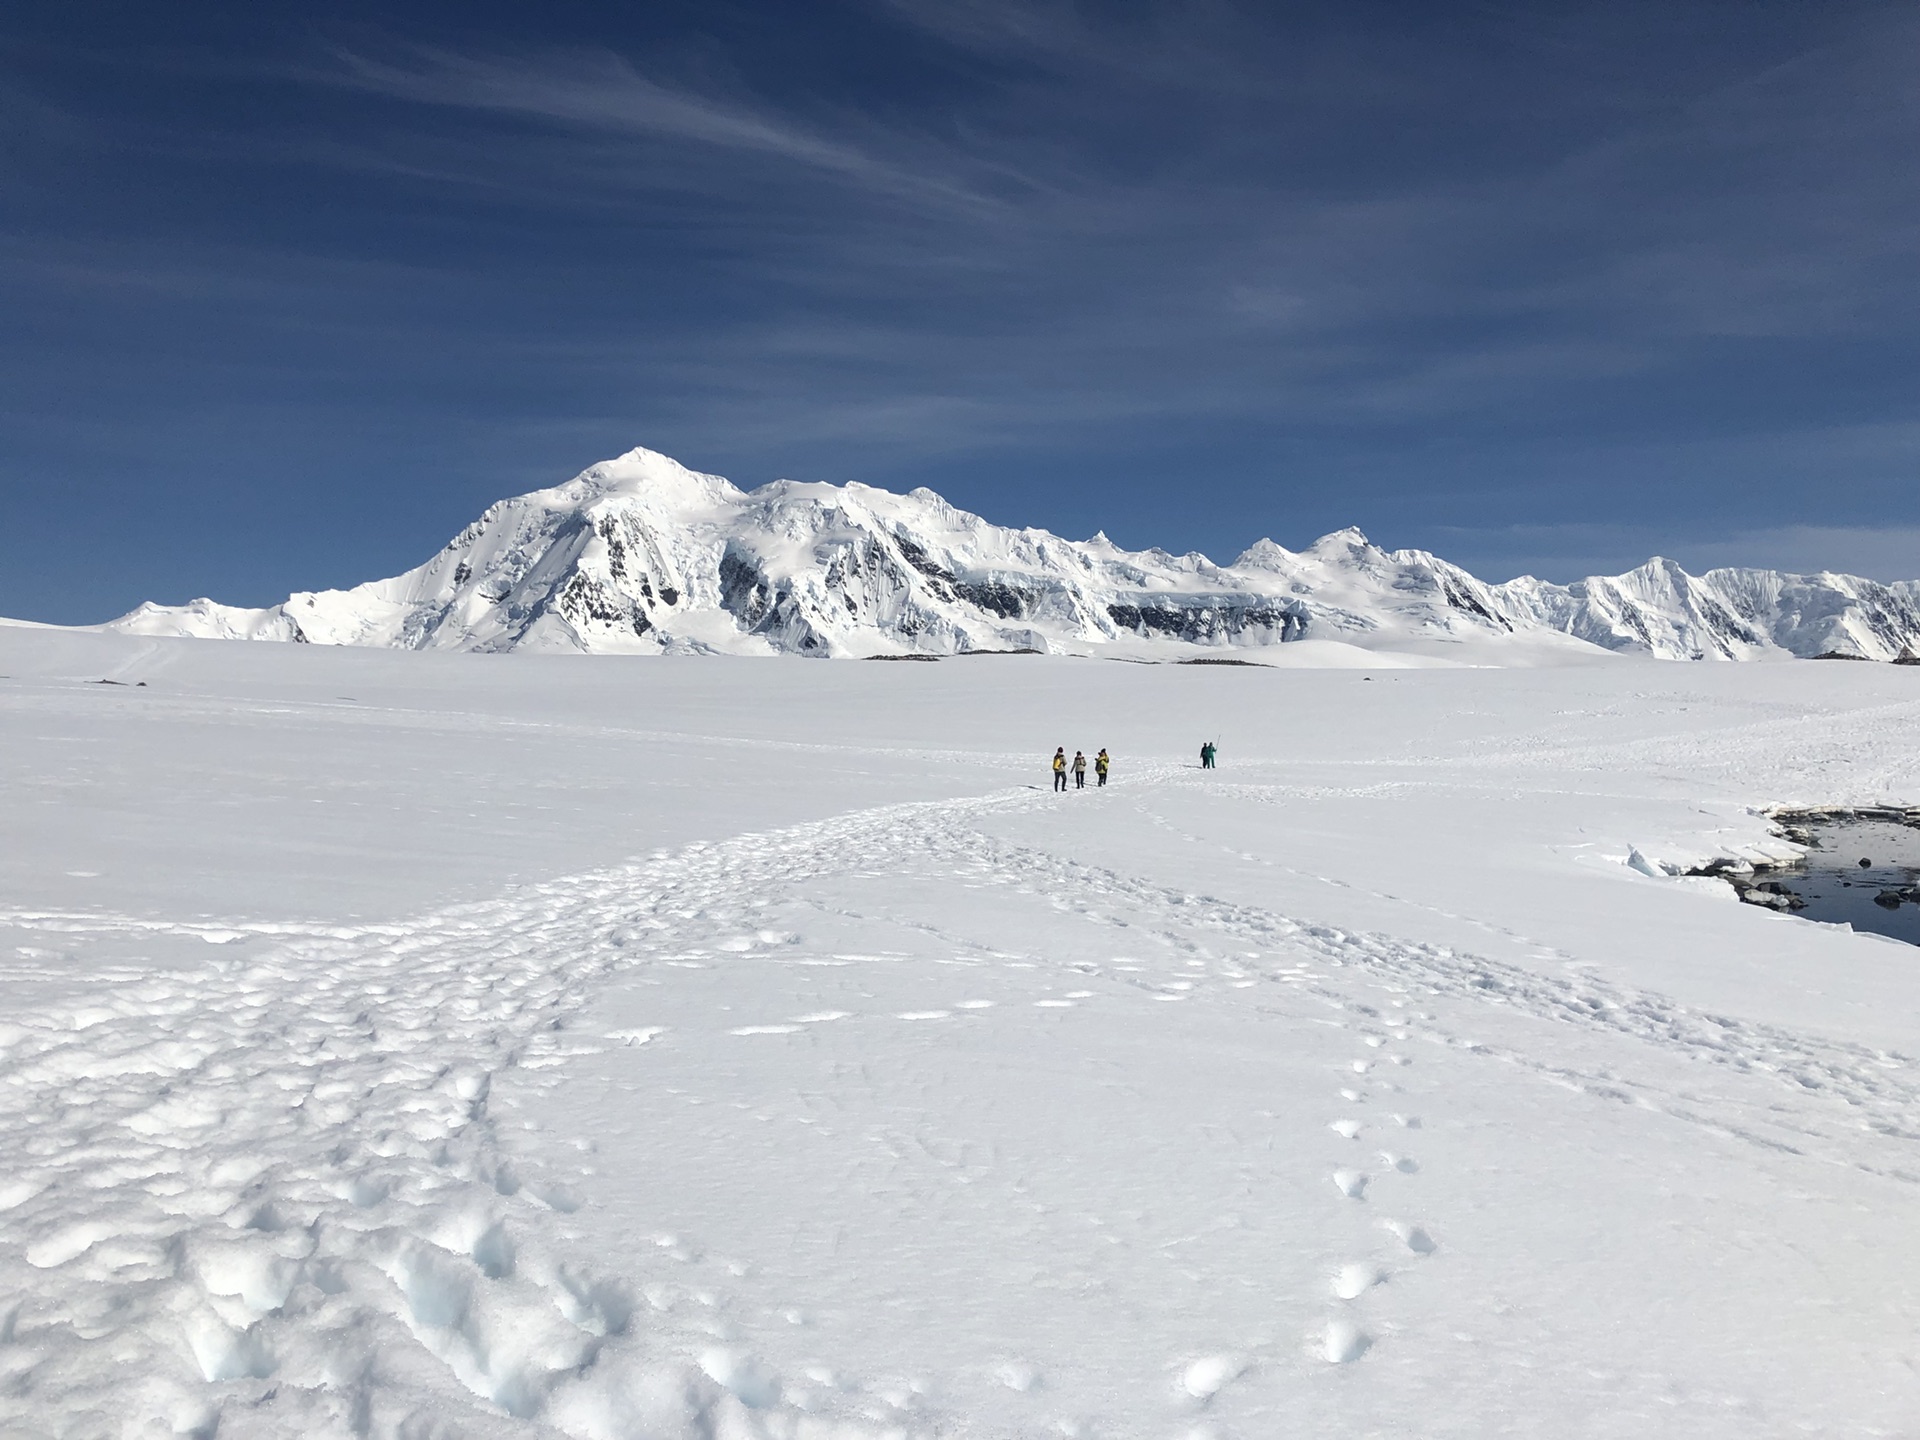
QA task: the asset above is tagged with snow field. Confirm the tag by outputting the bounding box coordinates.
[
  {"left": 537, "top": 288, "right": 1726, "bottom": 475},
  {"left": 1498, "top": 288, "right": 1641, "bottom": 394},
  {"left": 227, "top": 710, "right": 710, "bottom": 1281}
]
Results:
[
  {"left": 502, "top": 791, "right": 1920, "bottom": 1435},
  {"left": 2, "top": 630, "right": 1919, "bottom": 1437}
]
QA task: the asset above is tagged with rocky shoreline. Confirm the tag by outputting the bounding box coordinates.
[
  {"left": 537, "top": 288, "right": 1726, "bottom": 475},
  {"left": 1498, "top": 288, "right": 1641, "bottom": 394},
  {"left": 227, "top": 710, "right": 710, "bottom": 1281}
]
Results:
[{"left": 1689, "top": 806, "right": 1920, "bottom": 920}]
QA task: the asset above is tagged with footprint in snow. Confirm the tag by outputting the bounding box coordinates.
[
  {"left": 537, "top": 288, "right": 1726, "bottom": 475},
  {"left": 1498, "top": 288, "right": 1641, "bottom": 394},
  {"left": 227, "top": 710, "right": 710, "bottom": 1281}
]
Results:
[
  {"left": 699, "top": 1347, "right": 781, "bottom": 1408},
  {"left": 1383, "top": 1219, "right": 1436, "bottom": 1255},
  {"left": 1180, "top": 1354, "right": 1245, "bottom": 1400},
  {"left": 1329, "top": 1119, "right": 1362, "bottom": 1139},
  {"left": 606, "top": 1027, "right": 666, "bottom": 1046},
  {"left": 996, "top": 1360, "right": 1042, "bottom": 1392},
  {"left": 1331, "top": 1169, "right": 1368, "bottom": 1199},
  {"left": 1331, "top": 1263, "right": 1385, "bottom": 1300},
  {"left": 1323, "top": 1319, "right": 1370, "bottom": 1364},
  {"left": 653, "top": 1233, "right": 701, "bottom": 1262},
  {"left": 896, "top": 1011, "right": 951, "bottom": 1021},
  {"left": 1377, "top": 1152, "right": 1419, "bottom": 1173},
  {"left": 342, "top": 1175, "right": 389, "bottom": 1207},
  {"left": 729, "top": 1025, "right": 801, "bottom": 1036}
]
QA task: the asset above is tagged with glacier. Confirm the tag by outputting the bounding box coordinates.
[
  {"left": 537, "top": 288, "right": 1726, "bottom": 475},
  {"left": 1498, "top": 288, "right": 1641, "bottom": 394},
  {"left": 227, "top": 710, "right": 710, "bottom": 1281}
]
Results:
[{"left": 99, "top": 446, "right": 1920, "bottom": 661}]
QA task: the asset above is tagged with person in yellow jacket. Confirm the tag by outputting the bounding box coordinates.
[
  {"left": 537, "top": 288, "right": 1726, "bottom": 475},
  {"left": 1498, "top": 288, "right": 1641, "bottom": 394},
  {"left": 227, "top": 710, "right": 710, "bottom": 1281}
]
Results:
[
  {"left": 1052, "top": 747, "right": 1068, "bottom": 792},
  {"left": 1094, "top": 749, "right": 1110, "bottom": 787}
]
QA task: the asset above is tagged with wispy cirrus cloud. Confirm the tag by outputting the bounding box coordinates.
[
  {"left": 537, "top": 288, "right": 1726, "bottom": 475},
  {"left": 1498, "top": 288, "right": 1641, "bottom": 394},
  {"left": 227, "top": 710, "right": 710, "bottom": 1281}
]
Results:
[
  {"left": 326, "top": 45, "right": 1015, "bottom": 214},
  {"left": 3, "top": 1, "right": 1918, "bottom": 621}
]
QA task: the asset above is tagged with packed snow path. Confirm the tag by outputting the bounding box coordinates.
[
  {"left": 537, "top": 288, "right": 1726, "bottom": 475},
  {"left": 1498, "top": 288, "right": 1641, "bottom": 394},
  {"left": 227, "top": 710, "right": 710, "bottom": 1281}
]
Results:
[{"left": 7, "top": 778, "right": 1920, "bottom": 1438}]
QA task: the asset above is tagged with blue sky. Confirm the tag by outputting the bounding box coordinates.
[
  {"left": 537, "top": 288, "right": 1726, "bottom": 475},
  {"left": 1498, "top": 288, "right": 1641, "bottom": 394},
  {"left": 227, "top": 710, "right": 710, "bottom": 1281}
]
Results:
[{"left": 3, "top": 0, "right": 1917, "bottom": 621}]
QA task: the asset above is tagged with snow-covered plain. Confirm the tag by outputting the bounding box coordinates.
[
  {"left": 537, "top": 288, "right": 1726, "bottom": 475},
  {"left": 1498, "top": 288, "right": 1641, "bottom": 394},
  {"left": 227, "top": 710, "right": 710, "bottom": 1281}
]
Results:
[{"left": 3, "top": 626, "right": 1918, "bottom": 1439}]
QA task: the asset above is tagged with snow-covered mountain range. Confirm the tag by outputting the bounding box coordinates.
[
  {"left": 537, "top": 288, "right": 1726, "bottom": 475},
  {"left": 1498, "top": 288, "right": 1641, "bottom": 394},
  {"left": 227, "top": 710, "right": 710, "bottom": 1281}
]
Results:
[{"left": 103, "top": 447, "right": 1920, "bottom": 662}]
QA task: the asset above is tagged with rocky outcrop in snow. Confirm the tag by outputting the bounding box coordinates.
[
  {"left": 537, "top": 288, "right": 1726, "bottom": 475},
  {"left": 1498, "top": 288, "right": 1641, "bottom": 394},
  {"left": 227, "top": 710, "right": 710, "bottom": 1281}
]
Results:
[{"left": 104, "top": 447, "right": 1920, "bottom": 661}]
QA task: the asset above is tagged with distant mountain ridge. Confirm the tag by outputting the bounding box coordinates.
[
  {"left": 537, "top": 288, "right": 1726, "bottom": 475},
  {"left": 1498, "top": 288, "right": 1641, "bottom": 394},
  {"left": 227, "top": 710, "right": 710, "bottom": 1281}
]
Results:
[{"left": 102, "top": 446, "right": 1920, "bottom": 662}]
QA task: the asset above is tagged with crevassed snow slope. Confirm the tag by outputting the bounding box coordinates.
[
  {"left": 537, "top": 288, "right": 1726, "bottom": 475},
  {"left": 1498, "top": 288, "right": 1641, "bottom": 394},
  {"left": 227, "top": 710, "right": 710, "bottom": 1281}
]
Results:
[
  {"left": 100, "top": 446, "right": 1920, "bottom": 661},
  {"left": 3, "top": 627, "right": 1918, "bottom": 1438}
]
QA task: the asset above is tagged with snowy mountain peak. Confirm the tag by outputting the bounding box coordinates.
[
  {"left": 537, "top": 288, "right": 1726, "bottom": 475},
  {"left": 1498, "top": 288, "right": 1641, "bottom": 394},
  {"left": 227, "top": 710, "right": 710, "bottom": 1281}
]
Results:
[
  {"left": 96, "top": 447, "right": 1920, "bottom": 663},
  {"left": 537, "top": 446, "right": 744, "bottom": 514},
  {"left": 1309, "top": 526, "right": 1376, "bottom": 552},
  {"left": 1231, "top": 538, "right": 1296, "bottom": 569},
  {"left": 1614, "top": 555, "right": 1689, "bottom": 587}
]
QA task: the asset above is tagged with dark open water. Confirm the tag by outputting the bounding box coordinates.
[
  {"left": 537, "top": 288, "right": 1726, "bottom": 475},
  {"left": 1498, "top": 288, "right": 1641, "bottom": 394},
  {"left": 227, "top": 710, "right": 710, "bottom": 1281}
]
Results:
[{"left": 1769, "top": 818, "right": 1920, "bottom": 946}]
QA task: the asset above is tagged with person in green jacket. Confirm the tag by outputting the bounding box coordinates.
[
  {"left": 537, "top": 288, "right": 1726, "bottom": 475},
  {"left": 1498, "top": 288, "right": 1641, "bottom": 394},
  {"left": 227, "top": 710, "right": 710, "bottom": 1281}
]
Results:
[
  {"left": 1052, "top": 747, "right": 1068, "bottom": 792},
  {"left": 1094, "top": 749, "right": 1110, "bottom": 786},
  {"left": 1200, "top": 741, "right": 1217, "bottom": 769}
]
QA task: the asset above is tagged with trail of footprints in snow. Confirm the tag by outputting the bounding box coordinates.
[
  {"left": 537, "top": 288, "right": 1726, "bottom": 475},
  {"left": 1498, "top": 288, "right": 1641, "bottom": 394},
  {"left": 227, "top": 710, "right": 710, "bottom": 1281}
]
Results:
[
  {"left": 1321, "top": 1011, "right": 1436, "bottom": 1367},
  {"left": 6, "top": 783, "right": 1918, "bottom": 1435},
  {"left": 0, "top": 789, "right": 1194, "bottom": 1437},
  {"left": 948, "top": 826, "right": 1920, "bottom": 1175},
  {"left": 556, "top": 810, "right": 1920, "bottom": 1405},
  {"left": 1139, "top": 790, "right": 1590, "bottom": 971}
]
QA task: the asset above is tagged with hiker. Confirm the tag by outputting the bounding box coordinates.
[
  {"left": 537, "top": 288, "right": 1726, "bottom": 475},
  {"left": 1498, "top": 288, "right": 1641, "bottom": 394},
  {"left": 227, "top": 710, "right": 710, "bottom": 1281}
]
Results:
[
  {"left": 1095, "top": 748, "right": 1110, "bottom": 787},
  {"left": 1052, "top": 747, "right": 1068, "bottom": 792},
  {"left": 1072, "top": 750, "right": 1088, "bottom": 789},
  {"left": 1200, "top": 740, "right": 1217, "bottom": 769}
]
